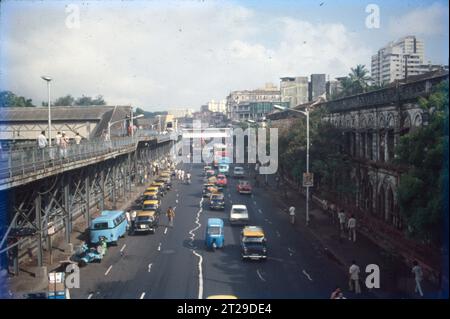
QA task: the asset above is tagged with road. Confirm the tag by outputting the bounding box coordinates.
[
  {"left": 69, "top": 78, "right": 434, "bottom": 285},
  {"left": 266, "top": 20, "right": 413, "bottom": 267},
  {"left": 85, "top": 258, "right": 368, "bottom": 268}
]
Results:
[{"left": 71, "top": 162, "right": 352, "bottom": 299}]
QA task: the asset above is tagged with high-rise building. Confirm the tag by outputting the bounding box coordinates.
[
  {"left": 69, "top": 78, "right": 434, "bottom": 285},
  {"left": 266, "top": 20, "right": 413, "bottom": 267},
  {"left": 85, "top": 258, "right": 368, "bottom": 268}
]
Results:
[
  {"left": 280, "top": 77, "right": 309, "bottom": 108},
  {"left": 309, "top": 74, "right": 326, "bottom": 101},
  {"left": 371, "top": 36, "right": 426, "bottom": 86}
]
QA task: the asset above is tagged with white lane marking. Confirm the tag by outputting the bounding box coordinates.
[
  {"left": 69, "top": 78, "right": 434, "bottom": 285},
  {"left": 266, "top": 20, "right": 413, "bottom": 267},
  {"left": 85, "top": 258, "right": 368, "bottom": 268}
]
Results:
[
  {"left": 176, "top": 199, "right": 179, "bottom": 203},
  {"left": 173, "top": 206, "right": 177, "bottom": 210},
  {"left": 87, "top": 293, "right": 93, "bottom": 299},
  {"left": 140, "top": 292, "right": 146, "bottom": 299},
  {"left": 120, "top": 244, "right": 127, "bottom": 253},
  {"left": 276, "top": 231, "right": 281, "bottom": 238},
  {"left": 302, "top": 270, "right": 313, "bottom": 281},
  {"left": 188, "top": 197, "right": 204, "bottom": 300},
  {"left": 258, "top": 209, "right": 262, "bottom": 214},
  {"left": 228, "top": 194, "right": 231, "bottom": 198},
  {"left": 253, "top": 200, "right": 257, "bottom": 205},
  {"left": 148, "top": 263, "right": 152, "bottom": 272},
  {"left": 157, "top": 243, "right": 161, "bottom": 251},
  {"left": 177, "top": 193, "right": 179, "bottom": 197},
  {"left": 288, "top": 248, "right": 295, "bottom": 254},
  {"left": 104, "top": 265, "right": 112, "bottom": 276},
  {"left": 267, "top": 221, "right": 272, "bottom": 225},
  {"left": 164, "top": 227, "right": 168, "bottom": 234},
  {"left": 256, "top": 269, "right": 266, "bottom": 282}
]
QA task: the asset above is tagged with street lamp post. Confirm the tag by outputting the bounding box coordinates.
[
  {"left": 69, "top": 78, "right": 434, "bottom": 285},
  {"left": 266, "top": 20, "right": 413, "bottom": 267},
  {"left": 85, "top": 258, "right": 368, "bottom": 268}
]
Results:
[
  {"left": 41, "top": 76, "right": 52, "bottom": 146},
  {"left": 274, "top": 95, "right": 325, "bottom": 226}
]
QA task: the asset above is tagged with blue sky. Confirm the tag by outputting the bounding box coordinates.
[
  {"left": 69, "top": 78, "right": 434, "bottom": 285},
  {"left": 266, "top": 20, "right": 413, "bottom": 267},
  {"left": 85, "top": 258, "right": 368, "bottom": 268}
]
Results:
[{"left": 0, "top": 0, "right": 448, "bottom": 110}]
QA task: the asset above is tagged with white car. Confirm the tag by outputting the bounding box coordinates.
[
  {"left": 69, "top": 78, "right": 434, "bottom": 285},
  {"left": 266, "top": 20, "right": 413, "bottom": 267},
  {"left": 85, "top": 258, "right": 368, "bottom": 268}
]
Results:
[
  {"left": 233, "top": 166, "right": 245, "bottom": 178},
  {"left": 229, "top": 204, "right": 249, "bottom": 225}
]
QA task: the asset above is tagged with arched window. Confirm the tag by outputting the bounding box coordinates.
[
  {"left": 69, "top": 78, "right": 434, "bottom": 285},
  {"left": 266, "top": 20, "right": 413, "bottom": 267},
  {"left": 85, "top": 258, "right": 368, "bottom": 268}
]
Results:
[{"left": 378, "top": 184, "right": 385, "bottom": 219}]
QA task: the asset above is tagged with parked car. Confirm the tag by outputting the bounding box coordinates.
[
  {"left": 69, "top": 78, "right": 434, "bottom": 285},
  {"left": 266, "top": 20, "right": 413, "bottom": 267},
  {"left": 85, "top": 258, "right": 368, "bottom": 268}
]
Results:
[
  {"left": 134, "top": 210, "right": 159, "bottom": 234},
  {"left": 209, "top": 193, "right": 225, "bottom": 210},
  {"left": 216, "top": 174, "right": 228, "bottom": 187}
]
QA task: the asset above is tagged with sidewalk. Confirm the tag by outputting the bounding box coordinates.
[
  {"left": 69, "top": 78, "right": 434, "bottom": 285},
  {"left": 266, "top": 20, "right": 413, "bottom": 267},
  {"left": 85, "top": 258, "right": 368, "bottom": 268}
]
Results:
[
  {"left": 263, "top": 173, "right": 442, "bottom": 299},
  {"left": 5, "top": 176, "right": 159, "bottom": 298}
]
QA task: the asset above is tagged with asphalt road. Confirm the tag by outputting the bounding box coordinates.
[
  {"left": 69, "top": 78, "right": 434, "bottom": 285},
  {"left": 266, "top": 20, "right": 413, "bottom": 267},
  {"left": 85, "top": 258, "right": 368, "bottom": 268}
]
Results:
[{"left": 71, "top": 163, "right": 351, "bottom": 299}]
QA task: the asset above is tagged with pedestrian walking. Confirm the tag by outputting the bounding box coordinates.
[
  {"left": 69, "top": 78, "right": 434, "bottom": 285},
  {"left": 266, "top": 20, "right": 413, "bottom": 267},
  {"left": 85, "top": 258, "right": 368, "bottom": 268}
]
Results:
[
  {"left": 167, "top": 206, "right": 175, "bottom": 227},
  {"left": 412, "top": 260, "right": 424, "bottom": 297},
  {"left": 347, "top": 214, "right": 357, "bottom": 242},
  {"left": 55, "top": 131, "right": 62, "bottom": 146},
  {"left": 130, "top": 210, "right": 137, "bottom": 233},
  {"left": 59, "top": 132, "right": 68, "bottom": 159},
  {"left": 338, "top": 209, "right": 346, "bottom": 231},
  {"left": 348, "top": 260, "right": 361, "bottom": 294},
  {"left": 125, "top": 211, "right": 131, "bottom": 229},
  {"left": 289, "top": 206, "right": 296, "bottom": 225},
  {"left": 74, "top": 132, "right": 82, "bottom": 145}
]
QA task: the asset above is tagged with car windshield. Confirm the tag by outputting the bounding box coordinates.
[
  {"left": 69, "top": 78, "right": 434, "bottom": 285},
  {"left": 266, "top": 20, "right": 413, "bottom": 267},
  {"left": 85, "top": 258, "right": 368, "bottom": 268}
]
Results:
[
  {"left": 93, "top": 222, "right": 109, "bottom": 230},
  {"left": 143, "top": 204, "right": 157, "bottom": 210},
  {"left": 235, "top": 167, "right": 243, "bottom": 172},
  {"left": 233, "top": 208, "right": 247, "bottom": 214},
  {"left": 136, "top": 216, "right": 152, "bottom": 222},
  {"left": 218, "top": 176, "right": 225, "bottom": 180},
  {"left": 207, "top": 226, "right": 221, "bottom": 235},
  {"left": 240, "top": 182, "right": 250, "bottom": 187}
]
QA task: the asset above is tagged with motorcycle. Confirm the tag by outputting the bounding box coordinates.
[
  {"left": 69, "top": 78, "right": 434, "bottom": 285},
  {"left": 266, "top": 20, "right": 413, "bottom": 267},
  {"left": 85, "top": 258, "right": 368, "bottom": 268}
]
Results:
[{"left": 76, "top": 236, "right": 108, "bottom": 267}]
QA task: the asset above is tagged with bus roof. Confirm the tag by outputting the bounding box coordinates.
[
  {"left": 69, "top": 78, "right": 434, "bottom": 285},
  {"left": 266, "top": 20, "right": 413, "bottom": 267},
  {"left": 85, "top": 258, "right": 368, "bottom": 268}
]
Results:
[{"left": 93, "top": 210, "right": 124, "bottom": 223}]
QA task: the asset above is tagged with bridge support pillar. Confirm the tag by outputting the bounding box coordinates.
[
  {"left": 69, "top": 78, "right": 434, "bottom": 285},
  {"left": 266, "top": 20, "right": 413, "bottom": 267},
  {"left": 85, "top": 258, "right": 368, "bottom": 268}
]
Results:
[
  {"left": 100, "top": 169, "right": 105, "bottom": 211},
  {"left": 85, "top": 173, "right": 90, "bottom": 224},
  {"left": 35, "top": 193, "right": 43, "bottom": 267},
  {"left": 112, "top": 165, "right": 117, "bottom": 210},
  {"left": 63, "top": 176, "right": 71, "bottom": 244}
]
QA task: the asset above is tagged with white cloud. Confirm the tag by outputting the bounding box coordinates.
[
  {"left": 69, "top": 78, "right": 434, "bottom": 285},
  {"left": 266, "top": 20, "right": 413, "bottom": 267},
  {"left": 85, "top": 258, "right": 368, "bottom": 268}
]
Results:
[
  {"left": 388, "top": 2, "right": 448, "bottom": 37},
  {"left": 0, "top": 1, "right": 371, "bottom": 110}
]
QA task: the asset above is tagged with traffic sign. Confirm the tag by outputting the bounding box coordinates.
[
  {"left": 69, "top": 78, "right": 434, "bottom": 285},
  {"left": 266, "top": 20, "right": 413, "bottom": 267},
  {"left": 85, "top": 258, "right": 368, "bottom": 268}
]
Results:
[{"left": 303, "top": 172, "right": 314, "bottom": 187}]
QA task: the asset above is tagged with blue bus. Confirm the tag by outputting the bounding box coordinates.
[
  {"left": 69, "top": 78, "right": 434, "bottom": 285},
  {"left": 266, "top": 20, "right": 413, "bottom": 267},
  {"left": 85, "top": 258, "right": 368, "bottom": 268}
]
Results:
[{"left": 90, "top": 210, "right": 128, "bottom": 245}]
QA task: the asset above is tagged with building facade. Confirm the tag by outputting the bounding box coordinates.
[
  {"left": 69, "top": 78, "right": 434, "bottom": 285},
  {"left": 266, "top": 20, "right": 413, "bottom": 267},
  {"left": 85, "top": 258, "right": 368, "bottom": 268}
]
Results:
[
  {"left": 226, "top": 84, "right": 281, "bottom": 121},
  {"left": 371, "top": 36, "right": 426, "bottom": 86},
  {"left": 280, "top": 77, "right": 309, "bottom": 108},
  {"left": 309, "top": 74, "right": 326, "bottom": 101},
  {"left": 207, "top": 99, "right": 227, "bottom": 114}
]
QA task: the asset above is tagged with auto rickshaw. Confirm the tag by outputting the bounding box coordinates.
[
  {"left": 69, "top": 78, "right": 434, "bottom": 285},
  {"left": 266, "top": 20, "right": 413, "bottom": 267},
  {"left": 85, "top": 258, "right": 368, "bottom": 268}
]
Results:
[{"left": 205, "top": 218, "right": 224, "bottom": 251}]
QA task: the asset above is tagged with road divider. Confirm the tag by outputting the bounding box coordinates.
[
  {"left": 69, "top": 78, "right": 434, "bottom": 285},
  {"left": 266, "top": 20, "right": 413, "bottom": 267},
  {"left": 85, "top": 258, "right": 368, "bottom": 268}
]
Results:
[
  {"left": 188, "top": 197, "right": 204, "bottom": 299},
  {"left": 302, "top": 270, "right": 313, "bottom": 281},
  {"left": 256, "top": 269, "right": 266, "bottom": 282}
]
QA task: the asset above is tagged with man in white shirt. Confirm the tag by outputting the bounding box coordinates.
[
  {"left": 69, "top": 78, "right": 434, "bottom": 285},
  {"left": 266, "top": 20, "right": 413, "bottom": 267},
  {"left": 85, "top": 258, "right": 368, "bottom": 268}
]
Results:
[
  {"left": 412, "top": 260, "right": 424, "bottom": 297},
  {"left": 37, "top": 131, "right": 47, "bottom": 149},
  {"left": 347, "top": 214, "right": 357, "bottom": 242},
  {"left": 349, "top": 260, "right": 361, "bottom": 294},
  {"left": 338, "top": 209, "right": 346, "bottom": 232},
  {"left": 74, "top": 132, "right": 82, "bottom": 145},
  {"left": 289, "top": 206, "right": 296, "bottom": 224}
]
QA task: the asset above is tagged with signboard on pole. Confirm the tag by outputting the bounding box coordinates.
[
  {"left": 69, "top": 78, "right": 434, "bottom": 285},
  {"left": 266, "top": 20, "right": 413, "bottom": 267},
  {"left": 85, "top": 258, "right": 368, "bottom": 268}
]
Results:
[{"left": 303, "top": 172, "right": 314, "bottom": 187}]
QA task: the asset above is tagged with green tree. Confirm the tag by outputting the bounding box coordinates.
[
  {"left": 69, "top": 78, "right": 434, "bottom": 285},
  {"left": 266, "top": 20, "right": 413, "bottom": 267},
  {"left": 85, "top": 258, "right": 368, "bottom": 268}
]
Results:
[
  {"left": 0, "top": 91, "right": 35, "bottom": 107},
  {"left": 334, "top": 64, "right": 375, "bottom": 99},
  {"left": 394, "top": 80, "right": 448, "bottom": 245},
  {"left": 53, "top": 95, "right": 75, "bottom": 106},
  {"left": 74, "top": 95, "right": 106, "bottom": 106}
]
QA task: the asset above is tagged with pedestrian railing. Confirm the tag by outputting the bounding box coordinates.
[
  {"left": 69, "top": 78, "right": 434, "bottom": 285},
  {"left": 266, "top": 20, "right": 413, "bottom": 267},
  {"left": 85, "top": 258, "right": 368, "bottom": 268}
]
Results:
[{"left": 0, "top": 131, "right": 178, "bottom": 184}]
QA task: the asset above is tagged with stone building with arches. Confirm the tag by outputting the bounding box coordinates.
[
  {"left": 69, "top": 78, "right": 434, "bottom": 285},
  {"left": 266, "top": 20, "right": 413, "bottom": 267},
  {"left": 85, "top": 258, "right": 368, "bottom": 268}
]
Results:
[{"left": 320, "top": 71, "right": 448, "bottom": 268}]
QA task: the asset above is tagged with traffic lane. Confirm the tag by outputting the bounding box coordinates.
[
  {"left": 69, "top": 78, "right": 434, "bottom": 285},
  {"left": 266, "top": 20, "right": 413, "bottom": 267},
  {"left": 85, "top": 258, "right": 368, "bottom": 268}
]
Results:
[
  {"left": 246, "top": 178, "right": 351, "bottom": 297},
  {"left": 226, "top": 179, "right": 317, "bottom": 298},
  {"left": 199, "top": 175, "right": 279, "bottom": 299},
  {"left": 71, "top": 177, "right": 182, "bottom": 299},
  {"left": 144, "top": 166, "right": 204, "bottom": 299}
]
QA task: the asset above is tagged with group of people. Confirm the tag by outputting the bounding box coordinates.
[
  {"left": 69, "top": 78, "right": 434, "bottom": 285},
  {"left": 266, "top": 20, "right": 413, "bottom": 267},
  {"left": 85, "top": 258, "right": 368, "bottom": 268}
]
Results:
[
  {"left": 37, "top": 130, "right": 82, "bottom": 159},
  {"left": 175, "top": 169, "right": 191, "bottom": 183},
  {"left": 327, "top": 204, "right": 357, "bottom": 242}
]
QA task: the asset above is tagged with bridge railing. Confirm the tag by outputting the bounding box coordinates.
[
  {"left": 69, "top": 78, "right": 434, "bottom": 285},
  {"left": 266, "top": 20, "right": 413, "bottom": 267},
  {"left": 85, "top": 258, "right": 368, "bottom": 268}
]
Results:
[{"left": 0, "top": 136, "right": 138, "bottom": 181}]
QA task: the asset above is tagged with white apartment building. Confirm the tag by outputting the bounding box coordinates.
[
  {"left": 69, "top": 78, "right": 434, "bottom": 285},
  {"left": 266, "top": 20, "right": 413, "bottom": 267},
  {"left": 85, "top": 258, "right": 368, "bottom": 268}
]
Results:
[
  {"left": 280, "top": 77, "right": 309, "bottom": 108},
  {"left": 371, "top": 36, "right": 425, "bottom": 86},
  {"left": 207, "top": 99, "right": 227, "bottom": 114}
]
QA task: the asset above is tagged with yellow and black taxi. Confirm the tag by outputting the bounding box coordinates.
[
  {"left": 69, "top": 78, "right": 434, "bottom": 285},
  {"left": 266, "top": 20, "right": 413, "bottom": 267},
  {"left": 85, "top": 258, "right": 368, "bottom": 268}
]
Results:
[
  {"left": 202, "top": 183, "right": 219, "bottom": 198},
  {"left": 209, "top": 193, "right": 225, "bottom": 210},
  {"left": 146, "top": 186, "right": 161, "bottom": 196},
  {"left": 241, "top": 226, "right": 267, "bottom": 261},
  {"left": 142, "top": 199, "right": 160, "bottom": 212},
  {"left": 142, "top": 191, "right": 158, "bottom": 202},
  {"left": 151, "top": 181, "right": 166, "bottom": 194},
  {"left": 134, "top": 210, "right": 159, "bottom": 233},
  {"left": 156, "top": 174, "right": 172, "bottom": 190}
]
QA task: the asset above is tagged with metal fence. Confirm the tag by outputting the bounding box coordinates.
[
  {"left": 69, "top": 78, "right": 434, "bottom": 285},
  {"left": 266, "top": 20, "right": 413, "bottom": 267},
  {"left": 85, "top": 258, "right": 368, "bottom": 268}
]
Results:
[{"left": 0, "top": 137, "right": 137, "bottom": 181}]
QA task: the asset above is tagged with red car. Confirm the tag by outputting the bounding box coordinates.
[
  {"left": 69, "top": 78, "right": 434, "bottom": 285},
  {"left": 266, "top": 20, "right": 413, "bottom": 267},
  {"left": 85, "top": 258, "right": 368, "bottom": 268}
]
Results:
[
  {"left": 237, "top": 180, "right": 252, "bottom": 194},
  {"left": 216, "top": 174, "right": 228, "bottom": 187}
]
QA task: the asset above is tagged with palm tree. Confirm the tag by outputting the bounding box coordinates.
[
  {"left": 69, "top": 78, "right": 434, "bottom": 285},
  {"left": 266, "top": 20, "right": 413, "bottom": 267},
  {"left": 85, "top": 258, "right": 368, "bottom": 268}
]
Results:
[{"left": 348, "top": 64, "right": 371, "bottom": 94}]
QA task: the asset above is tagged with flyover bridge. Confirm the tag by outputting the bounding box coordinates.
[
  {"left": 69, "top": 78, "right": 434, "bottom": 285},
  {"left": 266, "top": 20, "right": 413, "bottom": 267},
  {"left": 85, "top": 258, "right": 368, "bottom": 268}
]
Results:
[{"left": 0, "top": 132, "right": 175, "bottom": 275}]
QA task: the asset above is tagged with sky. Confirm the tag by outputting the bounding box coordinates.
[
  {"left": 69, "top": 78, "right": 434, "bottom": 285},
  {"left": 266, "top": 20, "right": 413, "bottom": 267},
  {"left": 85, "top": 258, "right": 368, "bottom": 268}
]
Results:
[{"left": 0, "top": 0, "right": 448, "bottom": 111}]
